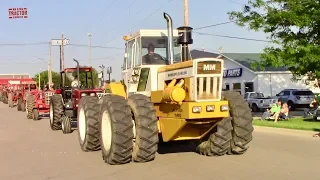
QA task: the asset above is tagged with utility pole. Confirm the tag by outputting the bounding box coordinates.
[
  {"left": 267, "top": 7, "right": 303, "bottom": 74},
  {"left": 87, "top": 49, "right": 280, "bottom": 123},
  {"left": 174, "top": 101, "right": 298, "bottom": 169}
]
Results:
[
  {"left": 88, "top": 33, "right": 92, "bottom": 66},
  {"left": 48, "top": 41, "right": 52, "bottom": 90},
  {"left": 61, "top": 33, "right": 65, "bottom": 70},
  {"left": 184, "top": 0, "right": 189, "bottom": 26},
  {"left": 107, "top": 66, "right": 112, "bottom": 82},
  {"left": 61, "top": 33, "right": 65, "bottom": 85}
]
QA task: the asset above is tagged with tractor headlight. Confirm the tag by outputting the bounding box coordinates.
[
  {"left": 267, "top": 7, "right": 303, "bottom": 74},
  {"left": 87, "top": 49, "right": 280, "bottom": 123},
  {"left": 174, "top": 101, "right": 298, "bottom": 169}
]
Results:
[
  {"left": 192, "top": 106, "right": 201, "bottom": 113},
  {"left": 90, "top": 93, "right": 95, "bottom": 96},
  {"left": 206, "top": 105, "right": 215, "bottom": 112},
  {"left": 220, "top": 105, "right": 229, "bottom": 111},
  {"left": 81, "top": 93, "right": 87, "bottom": 97}
]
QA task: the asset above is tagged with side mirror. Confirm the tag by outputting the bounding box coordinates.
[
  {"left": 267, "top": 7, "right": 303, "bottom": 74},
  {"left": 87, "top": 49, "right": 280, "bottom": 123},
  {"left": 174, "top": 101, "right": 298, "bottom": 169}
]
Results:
[{"left": 276, "top": 93, "right": 279, "bottom": 96}]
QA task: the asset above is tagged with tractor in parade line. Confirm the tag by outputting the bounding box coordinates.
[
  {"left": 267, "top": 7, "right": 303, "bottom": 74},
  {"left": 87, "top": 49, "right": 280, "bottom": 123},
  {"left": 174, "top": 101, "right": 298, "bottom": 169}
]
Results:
[
  {"left": 75, "top": 12, "right": 253, "bottom": 165},
  {"left": 24, "top": 82, "right": 55, "bottom": 121},
  {"left": 49, "top": 59, "right": 105, "bottom": 134}
]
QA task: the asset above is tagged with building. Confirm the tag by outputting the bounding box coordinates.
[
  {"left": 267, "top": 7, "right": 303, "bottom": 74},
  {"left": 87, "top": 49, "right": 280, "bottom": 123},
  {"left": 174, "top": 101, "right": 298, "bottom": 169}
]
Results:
[{"left": 190, "top": 49, "right": 320, "bottom": 97}]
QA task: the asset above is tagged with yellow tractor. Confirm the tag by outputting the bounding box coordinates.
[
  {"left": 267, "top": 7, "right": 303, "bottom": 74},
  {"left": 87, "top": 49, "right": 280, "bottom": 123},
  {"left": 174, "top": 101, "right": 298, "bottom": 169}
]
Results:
[{"left": 76, "top": 12, "right": 254, "bottom": 165}]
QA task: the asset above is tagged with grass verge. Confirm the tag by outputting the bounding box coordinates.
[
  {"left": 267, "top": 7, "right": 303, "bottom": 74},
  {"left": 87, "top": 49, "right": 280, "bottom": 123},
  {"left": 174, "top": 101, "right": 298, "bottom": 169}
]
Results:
[{"left": 253, "top": 117, "right": 320, "bottom": 132}]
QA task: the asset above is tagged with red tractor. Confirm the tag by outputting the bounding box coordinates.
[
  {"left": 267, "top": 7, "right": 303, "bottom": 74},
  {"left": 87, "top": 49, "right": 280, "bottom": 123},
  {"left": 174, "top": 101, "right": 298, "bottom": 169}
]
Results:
[
  {"left": 7, "top": 79, "right": 36, "bottom": 109},
  {"left": 16, "top": 81, "right": 38, "bottom": 112},
  {"left": 25, "top": 84, "right": 55, "bottom": 121},
  {"left": 49, "top": 59, "right": 105, "bottom": 134}
]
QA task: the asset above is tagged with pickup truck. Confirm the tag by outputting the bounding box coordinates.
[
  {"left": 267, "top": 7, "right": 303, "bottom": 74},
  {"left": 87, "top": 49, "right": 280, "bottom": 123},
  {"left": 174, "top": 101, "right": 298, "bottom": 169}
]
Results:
[{"left": 244, "top": 92, "right": 278, "bottom": 112}]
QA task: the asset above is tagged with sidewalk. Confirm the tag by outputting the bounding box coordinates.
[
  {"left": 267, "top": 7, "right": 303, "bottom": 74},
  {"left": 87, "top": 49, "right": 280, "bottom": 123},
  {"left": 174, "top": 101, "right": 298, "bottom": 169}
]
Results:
[{"left": 253, "top": 125, "right": 317, "bottom": 138}]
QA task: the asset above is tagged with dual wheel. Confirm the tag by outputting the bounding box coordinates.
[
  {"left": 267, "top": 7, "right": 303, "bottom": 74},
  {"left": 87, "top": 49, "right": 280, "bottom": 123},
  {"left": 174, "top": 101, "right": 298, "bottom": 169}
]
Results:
[
  {"left": 77, "top": 94, "right": 159, "bottom": 165},
  {"left": 77, "top": 91, "right": 253, "bottom": 164}
]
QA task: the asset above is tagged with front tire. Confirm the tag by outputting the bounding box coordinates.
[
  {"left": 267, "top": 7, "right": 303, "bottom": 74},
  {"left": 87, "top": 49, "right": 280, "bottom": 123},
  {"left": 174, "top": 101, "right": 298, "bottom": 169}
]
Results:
[
  {"left": 127, "top": 94, "right": 158, "bottom": 162},
  {"left": 33, "top": 109, "right": 39, "bottom": 120},
  {"left": 77, "top": 96, "right": 100, "bottom": 152},
  {"left": 62, "top": 116, "right": 72, "bottom": 134},
  {"left": 197, "top": 117, "right": 233, "bottom": 156},
  {"left": 99, "top": 95, "right": 134, "bottom": 165},
  {"left": 222, "top": 91, "right": 254, "bottom": 155},
  {"left": 17, "top": 98, "right": 22, "bottom": 111}
]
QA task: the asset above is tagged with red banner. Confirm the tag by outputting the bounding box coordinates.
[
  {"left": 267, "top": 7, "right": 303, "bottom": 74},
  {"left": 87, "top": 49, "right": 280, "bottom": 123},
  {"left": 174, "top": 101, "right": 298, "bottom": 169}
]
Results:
[{"left": 8, "top": 8, "right": 28, "bottom": 19}]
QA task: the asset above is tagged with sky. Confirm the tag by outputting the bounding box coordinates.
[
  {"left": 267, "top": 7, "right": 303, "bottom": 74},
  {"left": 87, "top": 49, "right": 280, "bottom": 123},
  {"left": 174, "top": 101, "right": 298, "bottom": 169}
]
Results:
[{"left": 0, "top": 0, "right": 271, "bottom": 80}]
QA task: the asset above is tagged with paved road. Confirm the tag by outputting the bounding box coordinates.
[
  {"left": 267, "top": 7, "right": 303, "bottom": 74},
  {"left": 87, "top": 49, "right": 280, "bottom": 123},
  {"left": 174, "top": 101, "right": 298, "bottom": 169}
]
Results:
[{"left": 0, "top": 103, "right": 319, "bottom": 180}]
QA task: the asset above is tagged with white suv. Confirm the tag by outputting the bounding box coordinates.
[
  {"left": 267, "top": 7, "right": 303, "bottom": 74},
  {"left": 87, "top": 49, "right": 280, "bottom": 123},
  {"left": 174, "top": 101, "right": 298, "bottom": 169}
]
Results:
[{"left": 276, "top": 89, "right": 315, "bottom": 109}]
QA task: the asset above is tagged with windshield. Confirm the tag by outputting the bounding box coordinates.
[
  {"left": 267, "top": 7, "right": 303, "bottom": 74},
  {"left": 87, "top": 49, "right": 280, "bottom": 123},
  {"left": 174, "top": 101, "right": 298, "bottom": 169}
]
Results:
[
  {"left": 62, "top": 71, "right": 94, "bottom": 88},
  {"left": 141, "top": 36, "right": 181, "bottom": 65}
]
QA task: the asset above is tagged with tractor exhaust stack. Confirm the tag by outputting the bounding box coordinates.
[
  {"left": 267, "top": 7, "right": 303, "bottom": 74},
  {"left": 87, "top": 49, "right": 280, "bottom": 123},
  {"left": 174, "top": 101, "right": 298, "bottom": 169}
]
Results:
[
  {"left": 163, "top": 12, "right": 174, "bottom": 65},
  {"left": 73, "top": 59, "right": 80, "bottom": 88}
]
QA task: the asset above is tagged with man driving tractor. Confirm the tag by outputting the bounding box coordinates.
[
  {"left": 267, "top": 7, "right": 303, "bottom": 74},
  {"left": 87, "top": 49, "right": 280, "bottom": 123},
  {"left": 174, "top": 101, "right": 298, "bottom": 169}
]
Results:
[{"left": 71, "top": 75, "right": 81, "bottom": 87}]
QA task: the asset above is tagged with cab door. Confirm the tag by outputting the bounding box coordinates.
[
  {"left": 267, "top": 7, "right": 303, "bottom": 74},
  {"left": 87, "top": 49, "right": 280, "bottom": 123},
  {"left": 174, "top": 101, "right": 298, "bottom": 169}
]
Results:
[{"left": 123, "top": 39, "right": 136, "bottom": 97}]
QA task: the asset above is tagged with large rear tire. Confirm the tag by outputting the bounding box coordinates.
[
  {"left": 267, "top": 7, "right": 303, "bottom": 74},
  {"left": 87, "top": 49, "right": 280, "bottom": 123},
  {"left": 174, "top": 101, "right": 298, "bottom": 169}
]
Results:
[
  {"left": 222, "top": 91, "right": 254, "bottom": 155},
  {"left": 197, "top": 117, "right": 233, "bottom": 156},
  {"left": 26, "top": 95, "right": 35, "bottom": 119},
  {"left": 49, "top": 95, "right": 64, "bottom": 130},
  {"left": 127, "top": 94, "right": 158, "bottom": 163},
  {"left": 77, "top": 96, "right": 100, "bottom": 152},
  {"left": 99, "top": 95, "right": 134, "bottom": 165}
]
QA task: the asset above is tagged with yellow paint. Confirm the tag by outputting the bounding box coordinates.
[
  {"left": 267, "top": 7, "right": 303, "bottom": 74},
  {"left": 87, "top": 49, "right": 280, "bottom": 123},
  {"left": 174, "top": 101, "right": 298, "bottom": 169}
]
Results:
[
  {"left": 158, "top": 60, "right": 193, "bottom": 73},
  {"left": 159, "top": 117, "right": 220, "bottom": 142},
  {"left": 105, "top": 82, "right": 127, "bottom": 98},
  {"left": 154, "top": 101, "right": 229, "bottom": 119}
]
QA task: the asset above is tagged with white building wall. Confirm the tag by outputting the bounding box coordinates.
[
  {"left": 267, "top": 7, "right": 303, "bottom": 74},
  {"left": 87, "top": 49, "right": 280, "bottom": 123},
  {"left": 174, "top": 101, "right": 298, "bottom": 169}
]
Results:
[
  {"left": 257, "top": 73, "right": 320, "bottom": 97},
  {"left": 222, "top": 58, "right": 258, "bottom": 95}
]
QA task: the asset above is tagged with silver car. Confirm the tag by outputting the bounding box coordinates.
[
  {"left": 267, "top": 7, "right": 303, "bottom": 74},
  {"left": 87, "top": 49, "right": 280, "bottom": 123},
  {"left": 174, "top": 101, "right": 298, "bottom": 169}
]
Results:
[{"left": 276, "top": 89, "right": 315, "bottom": 109}]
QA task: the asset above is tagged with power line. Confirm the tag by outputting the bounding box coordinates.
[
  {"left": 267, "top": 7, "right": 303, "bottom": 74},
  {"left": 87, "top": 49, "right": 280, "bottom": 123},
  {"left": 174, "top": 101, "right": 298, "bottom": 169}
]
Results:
[
  {"left": 226, "top": 0, "right": 243, "bottom": 5},
  {"left": 68, "top": 44, "right": 124, "bottom": 50},
  {"left": 193, "top": 21, "right": 235, "bottom": 30},
  {"left": 194, "top": 31, "right": 272, "bottom": 42},
  {"left": 0, "top": 42, "right": 48, "bottom": 46}
]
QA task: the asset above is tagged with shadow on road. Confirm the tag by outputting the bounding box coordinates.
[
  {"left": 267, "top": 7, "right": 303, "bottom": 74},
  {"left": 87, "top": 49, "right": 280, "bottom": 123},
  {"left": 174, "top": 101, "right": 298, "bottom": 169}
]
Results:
[{"left": 157, "top": 137, "right": 201, "bottom": 154}]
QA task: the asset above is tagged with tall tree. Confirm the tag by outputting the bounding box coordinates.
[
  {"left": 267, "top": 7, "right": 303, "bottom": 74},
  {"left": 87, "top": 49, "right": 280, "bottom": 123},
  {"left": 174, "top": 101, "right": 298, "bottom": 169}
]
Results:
[{"left": 228, "top": 0, "right": 320, "bottom": 85}]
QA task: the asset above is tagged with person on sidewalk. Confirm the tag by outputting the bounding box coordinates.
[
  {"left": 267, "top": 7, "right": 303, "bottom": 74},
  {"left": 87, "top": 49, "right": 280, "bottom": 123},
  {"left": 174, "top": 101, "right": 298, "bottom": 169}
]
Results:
[
  {"left": 261, "top": 100, "right": 282, "bottom": 121},
  {"left": 303, "top": 98, "right": 318, "bottom": 118}
]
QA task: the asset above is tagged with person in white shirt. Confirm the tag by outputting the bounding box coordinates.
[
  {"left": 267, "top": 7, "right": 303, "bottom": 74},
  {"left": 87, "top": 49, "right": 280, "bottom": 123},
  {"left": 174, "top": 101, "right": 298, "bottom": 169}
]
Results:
[{"left": 71, "top": 75, "right": 81, "bottom": 87}]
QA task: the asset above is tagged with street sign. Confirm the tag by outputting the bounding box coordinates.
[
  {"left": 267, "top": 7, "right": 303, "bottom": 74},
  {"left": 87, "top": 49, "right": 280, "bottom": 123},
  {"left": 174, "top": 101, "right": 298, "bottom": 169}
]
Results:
[
  {"left": 51, "top": 39, "right": 70, "bottom": 46},
  {"left": 8, "top": 8, "right": 28, "bottom": 19}
]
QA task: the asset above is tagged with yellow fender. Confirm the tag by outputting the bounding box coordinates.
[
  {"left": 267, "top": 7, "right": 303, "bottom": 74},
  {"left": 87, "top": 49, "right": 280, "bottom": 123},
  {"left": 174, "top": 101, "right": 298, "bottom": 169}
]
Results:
[{"left": 104, "top": 82, "right": 127, "bottom": 98}]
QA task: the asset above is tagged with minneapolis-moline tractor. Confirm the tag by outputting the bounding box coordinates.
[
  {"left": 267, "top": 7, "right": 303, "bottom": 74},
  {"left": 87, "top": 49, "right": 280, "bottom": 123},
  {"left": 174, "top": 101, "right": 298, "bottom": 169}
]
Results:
[{"left": 76, "top": 12, "right": 253, "bottom": 165}]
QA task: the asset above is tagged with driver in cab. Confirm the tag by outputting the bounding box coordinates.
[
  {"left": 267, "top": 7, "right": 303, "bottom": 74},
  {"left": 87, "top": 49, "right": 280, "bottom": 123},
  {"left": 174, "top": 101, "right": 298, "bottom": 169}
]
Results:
[
  {"left": 142, "top": 43, "right": 165, "bottom": 64},
  {"left": 71, "top": 75, "right": 81, "bottom": 88}
]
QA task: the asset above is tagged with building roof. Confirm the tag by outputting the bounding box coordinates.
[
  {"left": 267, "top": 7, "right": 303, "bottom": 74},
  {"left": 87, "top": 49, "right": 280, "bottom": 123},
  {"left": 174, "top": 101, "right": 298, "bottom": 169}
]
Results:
[{"left": 190, "top": 49, "right": 288, "bottom": 72}]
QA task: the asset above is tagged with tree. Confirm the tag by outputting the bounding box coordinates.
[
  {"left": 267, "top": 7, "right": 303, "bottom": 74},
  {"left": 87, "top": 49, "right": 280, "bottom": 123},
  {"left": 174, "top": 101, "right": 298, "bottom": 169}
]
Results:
[
  {"left": 33, "top": 70, "right": 72, "bottom": 89},
  {"left": 228, "top": 0, "right": 320, "bottom": 85}
]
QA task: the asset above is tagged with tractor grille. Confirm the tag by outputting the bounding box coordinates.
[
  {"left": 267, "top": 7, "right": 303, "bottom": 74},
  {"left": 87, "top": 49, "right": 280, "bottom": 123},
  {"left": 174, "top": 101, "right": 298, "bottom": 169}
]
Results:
[
  {"left": 196, "top": 76, "right": 221, "bottom": 101},
  {"left": 195, "top": 60, "right": 223, "bottom": 101},
  {"left": 45, "top": 92, "right": 54, "bottom": 104}
]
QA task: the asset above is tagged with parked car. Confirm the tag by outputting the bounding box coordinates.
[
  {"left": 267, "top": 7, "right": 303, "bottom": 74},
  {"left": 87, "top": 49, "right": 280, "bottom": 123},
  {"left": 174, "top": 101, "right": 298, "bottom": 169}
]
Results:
[
  {"left": 276, "top": 89, "right": 315, "bottom": 109},
  {"left": 244, "top": 92, "right": 278, "bottom": 112}
]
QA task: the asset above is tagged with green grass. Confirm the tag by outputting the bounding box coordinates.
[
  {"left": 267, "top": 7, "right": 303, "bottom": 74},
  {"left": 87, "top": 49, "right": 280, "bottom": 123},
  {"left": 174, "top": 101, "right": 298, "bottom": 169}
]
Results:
[{"left": 253, "top": 117, "right": 320, "bottom": 132}]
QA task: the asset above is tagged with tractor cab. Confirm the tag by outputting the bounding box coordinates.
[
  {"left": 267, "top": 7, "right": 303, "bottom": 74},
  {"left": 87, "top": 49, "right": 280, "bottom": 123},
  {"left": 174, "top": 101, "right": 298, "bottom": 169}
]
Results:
[
  {"left": 121, "top": 29, "right": 183, "bottom": 97},
  {"left": 57, "top": 66, "right": 96, "bottom": 101}
]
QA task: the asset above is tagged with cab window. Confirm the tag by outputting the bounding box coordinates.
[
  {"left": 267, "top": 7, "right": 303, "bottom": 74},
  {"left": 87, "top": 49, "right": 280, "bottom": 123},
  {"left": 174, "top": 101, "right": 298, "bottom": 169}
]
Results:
[{"left": 126, "top": 40, "right": 135, "bottom": 69}]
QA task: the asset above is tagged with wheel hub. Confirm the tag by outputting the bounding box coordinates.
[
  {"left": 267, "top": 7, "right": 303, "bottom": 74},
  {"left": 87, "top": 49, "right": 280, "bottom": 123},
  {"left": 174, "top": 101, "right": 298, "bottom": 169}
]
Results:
[{"left": 101, "top": 111, "right": 112, "bottom": 155}]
